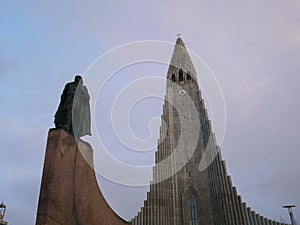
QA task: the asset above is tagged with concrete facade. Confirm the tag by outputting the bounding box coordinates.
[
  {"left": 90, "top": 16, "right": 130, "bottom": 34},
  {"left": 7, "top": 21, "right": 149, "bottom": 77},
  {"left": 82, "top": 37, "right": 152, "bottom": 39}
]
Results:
[{"left": 130, "top": 38, "right": 288, "bottom": 225}]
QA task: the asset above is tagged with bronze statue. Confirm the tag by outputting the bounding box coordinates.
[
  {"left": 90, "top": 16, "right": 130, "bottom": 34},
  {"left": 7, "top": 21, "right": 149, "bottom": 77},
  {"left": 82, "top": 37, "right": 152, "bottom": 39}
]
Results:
[{"left": 54, "top": 75, "right": 91, "bottom": 137}]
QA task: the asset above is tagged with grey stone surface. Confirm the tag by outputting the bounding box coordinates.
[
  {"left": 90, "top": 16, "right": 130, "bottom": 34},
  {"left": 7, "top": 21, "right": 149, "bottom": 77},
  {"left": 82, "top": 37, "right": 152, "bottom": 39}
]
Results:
[{"left": 130, "top": 37, "right": 286, "bottom": 225}]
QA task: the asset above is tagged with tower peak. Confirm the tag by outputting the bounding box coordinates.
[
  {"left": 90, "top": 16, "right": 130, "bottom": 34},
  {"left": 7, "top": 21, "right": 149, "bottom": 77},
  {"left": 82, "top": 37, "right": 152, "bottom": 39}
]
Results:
[
  {"left": 175, "top": 36, "right": 185, "bottom": 47},
  {"left": 168, "top": 36, "right": 197, "bottom": 83}
]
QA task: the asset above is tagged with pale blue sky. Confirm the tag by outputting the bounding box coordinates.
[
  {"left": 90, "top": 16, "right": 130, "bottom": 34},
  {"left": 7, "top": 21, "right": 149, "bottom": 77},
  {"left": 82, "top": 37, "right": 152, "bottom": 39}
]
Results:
[{"left": 0, "top": 1, "right": 300, "bottom": 224}]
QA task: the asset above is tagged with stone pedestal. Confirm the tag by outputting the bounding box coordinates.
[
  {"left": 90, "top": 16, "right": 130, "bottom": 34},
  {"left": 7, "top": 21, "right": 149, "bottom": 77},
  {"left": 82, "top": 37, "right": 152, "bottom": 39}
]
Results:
[{"left": 36, "top": 129, "right": 128, "bottom": 225}]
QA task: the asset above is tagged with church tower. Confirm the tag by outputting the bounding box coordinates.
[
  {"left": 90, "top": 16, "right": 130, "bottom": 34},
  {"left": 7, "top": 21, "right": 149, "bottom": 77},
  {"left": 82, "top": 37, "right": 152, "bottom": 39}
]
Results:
[
  {"left": 130, "top": 37, "right": 288, "bottom": 225},
  {"left": 130, "top": 36, "right": 215, "bottom": 225}
]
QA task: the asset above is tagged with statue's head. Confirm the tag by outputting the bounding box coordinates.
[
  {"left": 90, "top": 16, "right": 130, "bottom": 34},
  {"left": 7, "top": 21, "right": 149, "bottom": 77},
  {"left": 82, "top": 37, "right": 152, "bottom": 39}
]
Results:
[{"left": 74, "top": 75, "right": 83, "bottom": 85}]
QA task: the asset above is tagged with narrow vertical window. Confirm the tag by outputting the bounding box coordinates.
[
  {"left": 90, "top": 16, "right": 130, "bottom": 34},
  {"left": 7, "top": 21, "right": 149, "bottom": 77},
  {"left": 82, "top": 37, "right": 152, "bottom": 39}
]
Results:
[
  {"left": 179, "top": 69, "right": 184, "bottom": 81},
  {"left": 171, "top": 74, "right": 176, "bottom": 82},
  {"left": 188, "top": 194, "right": 199, "bottom": 225},
  {"left": 187, "top": 73, "right": 192, "bottom": 80}
]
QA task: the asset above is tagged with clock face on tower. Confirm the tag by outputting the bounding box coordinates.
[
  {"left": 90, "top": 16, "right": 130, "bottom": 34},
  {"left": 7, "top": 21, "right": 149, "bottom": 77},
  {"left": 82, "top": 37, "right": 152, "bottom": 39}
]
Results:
[{"left": 178, "top": 89, "right": 186, "bottom": 96}]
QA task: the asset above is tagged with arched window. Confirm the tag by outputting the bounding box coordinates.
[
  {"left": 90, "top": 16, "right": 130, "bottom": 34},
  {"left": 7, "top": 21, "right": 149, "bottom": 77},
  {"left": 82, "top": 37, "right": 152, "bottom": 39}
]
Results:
[
  {"left": 187, "top": 73, "right": 192, "bottom": 81},
  {"left": 179, "top": 69, "right": 184, "bottom": 81},
  {"left": 171, "top": 74, "right": 176, "bottom": 82},
  {"left": 188, "top": 194, "right": 199, "bottom": 225}
]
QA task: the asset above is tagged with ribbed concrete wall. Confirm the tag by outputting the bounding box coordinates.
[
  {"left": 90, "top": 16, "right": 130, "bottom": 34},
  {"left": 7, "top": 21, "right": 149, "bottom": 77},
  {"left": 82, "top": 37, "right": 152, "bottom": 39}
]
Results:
[{"left": 130, "top": 37, "right": 288, "bottom": 225}]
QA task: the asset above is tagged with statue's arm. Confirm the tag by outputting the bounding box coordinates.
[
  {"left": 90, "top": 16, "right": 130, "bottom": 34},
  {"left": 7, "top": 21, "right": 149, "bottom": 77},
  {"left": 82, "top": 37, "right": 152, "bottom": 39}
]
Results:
[
  {"left": 60, "top": 83, "right": 70, "bottom": 101},
  {"left": 54, "top": 83, "right": 70, "bottom": 122}
]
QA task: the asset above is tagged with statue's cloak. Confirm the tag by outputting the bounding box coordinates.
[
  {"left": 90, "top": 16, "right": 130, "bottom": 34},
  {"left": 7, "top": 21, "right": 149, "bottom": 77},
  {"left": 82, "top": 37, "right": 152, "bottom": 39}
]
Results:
[{"left": 54, "top": 81, "right": 91, "bottom": 137}]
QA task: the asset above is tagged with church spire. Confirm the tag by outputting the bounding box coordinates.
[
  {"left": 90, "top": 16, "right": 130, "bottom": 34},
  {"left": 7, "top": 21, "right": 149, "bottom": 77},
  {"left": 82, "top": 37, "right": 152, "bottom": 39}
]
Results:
[
  {"left": 168, "top": 36, "right": 198, "bottom": 83},
  {"left": 175, "top": 36, "right": 185, "bottom": 46}
]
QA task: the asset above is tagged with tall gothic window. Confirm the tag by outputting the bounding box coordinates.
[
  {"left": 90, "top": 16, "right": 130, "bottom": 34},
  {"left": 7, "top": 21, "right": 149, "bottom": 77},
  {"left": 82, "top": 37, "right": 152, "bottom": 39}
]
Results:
[
  {"left": 171, "top": 74, "right": 176, "bottom": 82},
  {"left": 188, "top": 194, "right": 199, "bottom": 225},
  {"left": 179, "top": 69, "right": 184, "bottom": 81},
  {"left": 187, "top": 72, "right": 192, "bottom": 80}
]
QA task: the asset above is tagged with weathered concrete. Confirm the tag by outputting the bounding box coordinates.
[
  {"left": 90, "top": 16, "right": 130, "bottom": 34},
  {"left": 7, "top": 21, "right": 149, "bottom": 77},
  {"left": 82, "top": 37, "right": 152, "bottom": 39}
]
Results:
[
  {"left": 36, "top": 129, "right": 128, "bottom": 225},
  {"left": 130, "top": 37, "right": 287, "bottom": 225}
]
